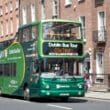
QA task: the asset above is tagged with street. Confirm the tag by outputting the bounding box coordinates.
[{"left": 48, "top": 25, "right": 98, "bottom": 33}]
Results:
[{"left": 0, "top": 96, "right": 110, "bottom": 110}]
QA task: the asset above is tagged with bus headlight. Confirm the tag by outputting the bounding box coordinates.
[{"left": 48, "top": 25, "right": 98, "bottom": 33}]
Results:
[
  {"left": 56, "top": 84, "right": 60, "bottom": 89},
  {"left": 77, "top": 84, "right": 82, "bottom": 89},
  {"left": 45, "top": 85, "right": 50, "bottom": 89},
  {"left": 41, "top": 82, "right": 50, "bottom": 89}
]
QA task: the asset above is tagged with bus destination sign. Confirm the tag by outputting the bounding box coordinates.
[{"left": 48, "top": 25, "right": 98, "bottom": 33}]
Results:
[{"left": 43, "top": 42, "right": 83, "bottom": 56}]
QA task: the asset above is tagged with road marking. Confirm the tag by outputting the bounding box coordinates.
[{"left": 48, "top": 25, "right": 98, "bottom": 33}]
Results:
[
  {"left": 47, "top": 104, "right": 72, "bottom": 110},
  {"left": 13, "top": 99, "right": 31, "bottom": 103}
]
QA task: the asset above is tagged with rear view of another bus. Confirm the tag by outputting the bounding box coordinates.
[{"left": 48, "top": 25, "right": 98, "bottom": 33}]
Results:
[{"left": 36, "top": 19, "right": 86, "bottom": 100}]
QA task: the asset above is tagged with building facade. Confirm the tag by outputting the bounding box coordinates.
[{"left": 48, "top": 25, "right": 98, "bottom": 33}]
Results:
[
  {"left": 1, "top": 0, "right": 110, "bottom": 90},
  {"left": 19, "top": 0, "right": 37, "bottom": 26},
  {"left": 0, "top": 0, "right": 19, "bottom": 42},
  {"left": 19, "top": 0, "right": 110, "bottom": 90}
]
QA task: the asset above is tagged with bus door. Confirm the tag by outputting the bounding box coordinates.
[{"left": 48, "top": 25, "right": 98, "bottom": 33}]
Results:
[{"left": 30, "top": 59, "right": 40, "bottom": 86}]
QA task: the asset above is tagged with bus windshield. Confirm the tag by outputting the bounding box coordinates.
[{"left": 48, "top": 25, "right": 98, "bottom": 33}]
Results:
[
  {"left": 40, "top": 58, "right": 75, "bottom": 76},
  {"left": 42, "top": 21, "right": 82, "bottom": 40}
]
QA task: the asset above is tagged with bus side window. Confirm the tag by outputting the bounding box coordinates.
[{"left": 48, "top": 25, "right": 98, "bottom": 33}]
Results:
[
  {"left": 35, "top": 59, "right": 40, "bottom": 73},
  {"left": 0, "top": 64, "right": 3, "bottom": 76},
  {"left": 31, "top": 26, "right": 38, "bottom": 40},
  {"left": 36, "top": 65, "right": 39, "bottom": 73},
  {"left": 22, "top": 27, "right": 31, "bottom": 42},
  {"left": 14, "top": 32, "right": 18, "bottom": 42},
  {"left": 18, "top": 29, "right": 23, "bottom": 42},
  {"left": 0, "top": 42, "right": 4, "bottom": 50}
]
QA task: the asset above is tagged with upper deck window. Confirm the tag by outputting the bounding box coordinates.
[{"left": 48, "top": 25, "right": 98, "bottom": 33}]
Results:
[
  {"left": 19, "top": 25, "right": 38, "bottom": 43},
  {"left": 42, "top": 22, "right": 82, "bottom": 40}
]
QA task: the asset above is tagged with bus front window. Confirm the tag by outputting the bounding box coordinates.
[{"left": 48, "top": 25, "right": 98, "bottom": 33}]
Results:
[
  {"left": 42, "top": 22, "right": 82, "bottom": 40},
  {"left": 40, "top": 59, "right": 74, "bottom": 76}
]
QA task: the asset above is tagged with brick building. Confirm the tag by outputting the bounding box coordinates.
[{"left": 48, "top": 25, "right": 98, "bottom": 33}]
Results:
[
  {"left": 1, "top": 0, "right": 110, "bottom": 90},
  {"left": 19, "top": 0, "right": 37, "bottom": 26},
  {"left": 0, "top": 0, "right": 19, "bottom": 42}
]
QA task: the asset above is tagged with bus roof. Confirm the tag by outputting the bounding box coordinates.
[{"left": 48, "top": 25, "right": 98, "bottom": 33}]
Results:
[
  {"left": 40, "top": 19, "right": 81, "bottom": 24},
  {"left": 19, "top": 19, "right": 81, "bottom": 29}
]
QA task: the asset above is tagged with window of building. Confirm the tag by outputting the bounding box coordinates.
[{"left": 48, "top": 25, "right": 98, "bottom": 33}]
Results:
[
  {"left": 95, "top": 0, "right": 104, "bottom": 6},
  {"left": 97, "top": 11, "right": 106, "bottom": 41},
  {"left": 6, "top": 20, "right": 9, "bottom": 35},
  {"left": 10, "top": 18, "right": 13, "bottom": 33},
  {"left": 22, "top": 7, "right": 27, "bottom": 25},
  {"left": 77, "top": 0, "right": 85, "bottom": 3},
  {"left": 0, "top": 22, "right": 3, "bottom": 36},
  {"left": 41, "top": 1, "right": 46, "bottom": 19},
  {"left": 96, "top": 51, "right": 104, "bottom": 78},
  {"left": 16, "top": 0, "right": 19, "bottom": 9},
  {"left": 10, "top": 1, "right": 13, "bottom": 12},
  {"left": 5, "top": 3, "right": 8, "bottom": 14},
  {"left": 65, "top": 0, "right": 72, "bottom": 6},
  {"left": 0, "top": 6, "right": 3, "bottom": 16},
  {"left": 79, "top": 16, "right": 86, "bottom": 39},
  {"left": 52, "top": 0, "right": 58, "bottom": 18},
  {"left": 31, "top": 4, "right": 35, "bottom": 22},
  {"left": 16, "top": 15, "right": 19, "bottom": 32},
  {"left": 98, "top": 11, "right": 105, "bottom": 30}
]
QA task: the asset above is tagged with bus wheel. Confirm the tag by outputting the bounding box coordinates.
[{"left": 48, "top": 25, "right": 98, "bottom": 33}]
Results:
[{"left": 23, "top": 87, "right": 30, "bottom": 100}]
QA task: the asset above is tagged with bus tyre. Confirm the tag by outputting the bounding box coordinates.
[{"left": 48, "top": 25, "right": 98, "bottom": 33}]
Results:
[{"left": 24, "top": 88, "right": 30, "bottom": 100}]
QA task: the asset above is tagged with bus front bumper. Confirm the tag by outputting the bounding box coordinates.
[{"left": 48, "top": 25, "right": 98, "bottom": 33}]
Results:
[{"left": 38, "top": 89, "right": 85, "bottom": 97}]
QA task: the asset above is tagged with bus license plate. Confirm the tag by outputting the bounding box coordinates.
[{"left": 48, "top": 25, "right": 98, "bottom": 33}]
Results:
[{"left": 59, "top": 93, "right": 69, "bottom": 96}]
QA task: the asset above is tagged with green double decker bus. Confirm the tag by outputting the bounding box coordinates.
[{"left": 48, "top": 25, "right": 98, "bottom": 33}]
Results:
[{"left": 0, "top": 19, "right": 85, "bottom": 100}]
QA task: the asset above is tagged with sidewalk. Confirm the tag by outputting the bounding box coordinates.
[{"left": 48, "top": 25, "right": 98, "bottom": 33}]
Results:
[{"left": 85, "top": 91, "right": 110, "bottom": 100}]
